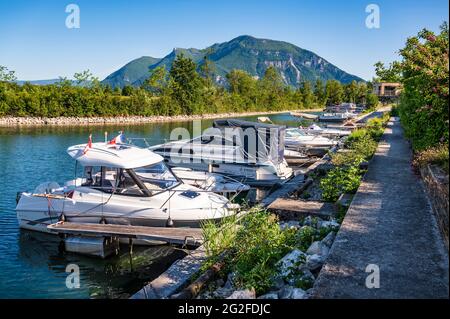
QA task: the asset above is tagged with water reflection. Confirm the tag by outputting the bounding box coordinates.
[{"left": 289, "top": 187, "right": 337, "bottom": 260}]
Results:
[{"left": 16, "top": 230, "right": 186, "bottom": 299}]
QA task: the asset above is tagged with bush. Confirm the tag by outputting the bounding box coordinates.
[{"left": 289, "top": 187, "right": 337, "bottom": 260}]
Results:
[
  {"left": 320, "top": 166, "right": 362, "bottom": 202},
  {"left": 201, "top": 207, "right": 297, "bottom": 294},
  {"left": 413, "top": 144, "right": 449, "bottom": 173},
  {"left": 397, "top": 23, "right": 449, "bottom": 151}
]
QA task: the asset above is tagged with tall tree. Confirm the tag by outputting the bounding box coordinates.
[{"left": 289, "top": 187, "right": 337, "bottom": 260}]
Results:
[
  {"left": 0, "top": 66, "right": 17, "bottom": 82},
  {"left": 300, "top": 81, "right": 315, "bottom": 108},
  {"left": 199, "top": 49, "right": 217, "bottom": 87},
  {"left": 143, "top": 66, "right": 168, "bottom": 95},
  {"left": 168, "top": 53, "right": 203, "bottom": 115},
  {"left": 314, "top": 79, "right": 327, "bottom": 106},
  {"left": 345, "top": 80, "right": 359, "bottom": 103},
  {"left": 325, "top": 80, "right": 344, "bottom": 105},
  {"left": 373, "top": 61, "right": 402, "bottom": 82}
]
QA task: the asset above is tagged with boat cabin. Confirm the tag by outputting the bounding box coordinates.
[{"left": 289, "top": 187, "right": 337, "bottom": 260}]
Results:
[{"left": 67, "top": 143, "right": 181, "bottom": 197}]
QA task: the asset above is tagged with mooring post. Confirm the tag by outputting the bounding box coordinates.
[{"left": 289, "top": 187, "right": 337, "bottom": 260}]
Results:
[{"left": 128, "top": 238, "right": 134, "bottom": 270}]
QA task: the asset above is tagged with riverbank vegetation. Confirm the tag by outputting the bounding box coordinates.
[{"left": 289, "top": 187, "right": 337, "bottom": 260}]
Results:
[
  {"left": 0, "top": 55, "right": 378, "bottom": 118},
  {"left": 375, "top": 22, "right": 449, "bottom": 173},
  {"left": 320, "top": 114, "right": 390, "bottom": 202},
  {"left": 201, "top": 206, "right": 332, "bottom": 295}
]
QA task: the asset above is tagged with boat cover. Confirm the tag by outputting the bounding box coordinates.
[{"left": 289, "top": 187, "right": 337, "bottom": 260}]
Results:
[{"left": 213, "top": 119, "right": 286, "bottom": 164}]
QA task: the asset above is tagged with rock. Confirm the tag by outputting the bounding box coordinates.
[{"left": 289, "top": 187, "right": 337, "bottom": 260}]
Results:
[
  {"left": 278, "top": 286, "right": 294, "bottom": 299},
  {"left": 306, "top": 241, "right": 330, "bottom": 257},
  {"left": 306, "top": 254, "right": 326, "bottom": 271},
  {"left": 279, "top": 220, "right": 301, "bottom": 231},
  {"left": 318, "top": 220, "right": 340, "bottom": 230},
  {"left": 291, "top": 288, "right": 307, "bottom": 299},
  {"left": 258, "top": 292, "right": 279, "bottom": 299},
  {"left": 215, "top": 279, "right": 225, "bottom": 287},
  {"left": 300, "top": 269, "right": 315, "bottom": 283},
  {"left": 212, "top": 287, "right": 233, "bottom": 299},
  {"left": 305, "top": 288, "right": 315, "bottom": 298},
  {"left": 269, "top": 276, "right": 286, "bottom": 290},
  {"left": 227, "top": 288, "right": 256, "bottom": 299},
  {"left": 224, "top": 272, "right": 236, "bottom": 289},
  {"left": 321, "top": 231, "right": 336, "bottom": 247},
  {"left": 277, "top": 286, "right": 307, "bottom": 299},
  {"left": 303, "top": 216, "right": 313, "bottom": 226},
  {"left": 276, "top": 249, "right": 307, "bottom": 278}
]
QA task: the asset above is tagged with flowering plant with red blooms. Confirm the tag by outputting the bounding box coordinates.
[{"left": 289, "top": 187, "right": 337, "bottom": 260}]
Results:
[{"left": 397, "top": 22, "right": 449, "bottom": 151}]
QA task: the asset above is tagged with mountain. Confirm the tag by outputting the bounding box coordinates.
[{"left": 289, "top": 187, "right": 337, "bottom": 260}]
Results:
[
  {"left": 102, "top": 56, "right": 161, "bottom": 88},
  {"left": 16, "top": 79, "right": 63, "bottom": 85},
  {"left": 102, "top": 35, "right": 364, "bottom": 88}
]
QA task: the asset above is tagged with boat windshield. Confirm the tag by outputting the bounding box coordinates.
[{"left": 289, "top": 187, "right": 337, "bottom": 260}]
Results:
[
  {"left": 82, "top": 162, "right": 180, "bottom": 196},
  {"left": 286, "top": 129, "right": 305, "bottom": 137},
  {"left": 134, "top": 162, "right": 180, "bottom": 191}
]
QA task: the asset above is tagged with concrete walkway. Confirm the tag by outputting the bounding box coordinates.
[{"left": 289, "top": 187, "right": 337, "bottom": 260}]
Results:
[{"left": 313, "top": 118, "right": 449, "bottom": 299}]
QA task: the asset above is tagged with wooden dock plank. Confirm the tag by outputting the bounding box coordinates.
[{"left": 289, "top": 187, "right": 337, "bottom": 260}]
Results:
[
  {"left": 268, "top": 198, "right": 336, "bottom": 218},
  {"left": 261, "top": 175, "right": 311, "bottom": 207},
  {"left": 47, "top": 222, "right": 203, "bottom": 246}
]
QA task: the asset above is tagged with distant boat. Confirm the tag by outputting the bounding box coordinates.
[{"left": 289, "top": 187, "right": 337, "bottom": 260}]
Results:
[
  {"left": 318, "top": 111, "right": 356, "bottom": 122},
  {"left": 297, "top": 124, "right": 350, "bottom": 137},
  {"left": 285, "top": 128, "right": 338, "bottom": 149}
]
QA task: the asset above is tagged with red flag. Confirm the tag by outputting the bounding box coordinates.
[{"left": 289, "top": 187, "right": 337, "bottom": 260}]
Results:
[{"left": 83, "top": 134, "right": 92, "bottom": 154}]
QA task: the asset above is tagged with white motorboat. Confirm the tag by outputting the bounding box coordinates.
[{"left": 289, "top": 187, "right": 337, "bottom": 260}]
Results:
[
  {"left": 16, "top": 140, "right": 239, "bottom": 234},
  {"left": 285, "top": 128, "right": 338, "bottom": 149},
  {"left": 297, "top": 124, "right": 350, "bottom": 137},
  {"left": 149, "top": 120, "right": 293, "bottom": 187},
  {"left": 171, "top": 167, "right": 250, "bottom": 196},
  {"left": 318, "top": 111, "right": 357, "bottom": 122}
]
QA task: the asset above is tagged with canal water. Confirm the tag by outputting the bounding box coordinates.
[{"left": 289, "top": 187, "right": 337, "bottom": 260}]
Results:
[{"left": 0, "top": 112, "right": 307, "bottom": 298}]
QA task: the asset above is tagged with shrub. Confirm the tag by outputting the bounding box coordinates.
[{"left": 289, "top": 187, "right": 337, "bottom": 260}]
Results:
[
  {"left": 413, "top": 144, "right": 449, "bottom": 173},
  {"left": 320, "top": 166, "right": 362, "bottom": 202},
  {"left": 201, "top": 207, "right": 297, "bottom": 294}
]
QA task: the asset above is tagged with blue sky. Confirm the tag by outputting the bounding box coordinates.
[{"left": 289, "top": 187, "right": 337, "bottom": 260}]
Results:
[{"left": 0, "top": 0, "right": 448, "bottom": 81}]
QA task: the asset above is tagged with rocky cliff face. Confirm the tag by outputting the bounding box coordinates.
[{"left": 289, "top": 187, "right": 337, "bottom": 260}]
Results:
[{"left": 102, "top": 35, "right": 364, "bottom": 88}]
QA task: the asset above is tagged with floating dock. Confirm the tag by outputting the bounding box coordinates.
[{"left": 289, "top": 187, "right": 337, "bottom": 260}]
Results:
[
  {"left": 47, "top": 222, "right": 203, "bottom": 247},
  {"left": 290, "top": 111, "right": 319, "bottom": 120}
]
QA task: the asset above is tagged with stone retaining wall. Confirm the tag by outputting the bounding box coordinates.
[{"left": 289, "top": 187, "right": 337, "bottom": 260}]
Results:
[
  {"left": 0, "top": 110, "right": 289, "bottom": 126},
  {"left": 421, "top": 164, "right": 449, "bottom": 249}
]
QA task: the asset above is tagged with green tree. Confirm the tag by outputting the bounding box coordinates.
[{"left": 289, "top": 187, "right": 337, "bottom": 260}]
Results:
[
  {"left": 121, "top": 85, "right": 134, "bottom": 96},
  {"left": 143, "top": 66, "right": 168, "bottom": 95},
  {"left": 260, "top": 66, "right": 285, "bottom": 110},
  {"left": 345, "top": 80, "right": 359, "bottom": 103},
  {"left": 0, "top": 66, "right": 17, "bottom": 82},
  {"left": 168, "top": 53, "right": 203, "bottom": 115},
  {"left": 314, "top": 79, "right": 327, "bottom": 106},
  {"left": 374, "top": 61, "right": 402, "bottom": 82},
  {"left": 226, "top": 69, "right": 256, "bottom": 96},
  {"left": 199, "top": 49, "right": 217, "bottom": 87},
  {"left": 325, "top": 80, "right": 344, "bottom": 105},
  {"left": 300, "top": 81, "right": 315, "bottom": 108},
  {"left": 397, "top": 22, "right": 449, "bottom": 149},
  {"left": 74, "top": 70, "right": 94, "bottom": 86}
]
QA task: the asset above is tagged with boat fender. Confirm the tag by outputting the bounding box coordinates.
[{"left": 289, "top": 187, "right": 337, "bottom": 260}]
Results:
[
  {"left": 59, "top": 213, "right": 66, "bottom": 222},
  {"left": 100, "top": 217, "right": 107, "bottom": 224},
  {"left": 166, "top": 217, "right": 174, "bottom": 227}
]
